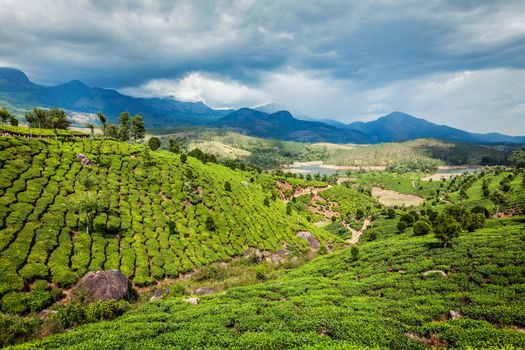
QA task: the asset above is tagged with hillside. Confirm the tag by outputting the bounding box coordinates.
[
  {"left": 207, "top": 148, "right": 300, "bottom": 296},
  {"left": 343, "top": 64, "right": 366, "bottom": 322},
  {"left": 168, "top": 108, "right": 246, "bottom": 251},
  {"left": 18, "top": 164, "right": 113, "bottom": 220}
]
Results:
[
  {"left": 0, "top": 134, "right": 343, "bottom": 302},
  {"left": 154, "top": 129, "right": 510, "bottom": 169},
  {"left": 213, "top": 108, "right": 370, "bottom": 144},
  {"left": 3, "top": 68, "right": 524, "bottom": 145},
  {"left": 0, "top": 68, "right": 228, "bottom": 126},
  {"left": 9, "top": 216, "right": 525, "bottom": 349},
  {"left": 346, "top": 112, "right": 525, "bottom": 144}
]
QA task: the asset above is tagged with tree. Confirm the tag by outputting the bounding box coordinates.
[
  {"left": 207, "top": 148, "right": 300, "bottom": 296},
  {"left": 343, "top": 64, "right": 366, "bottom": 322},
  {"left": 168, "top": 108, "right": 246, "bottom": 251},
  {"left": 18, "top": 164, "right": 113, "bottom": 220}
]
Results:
[
  {"left": 104, "top": 124, "right": 120, "bottom": 139},
  {"left": 25, "top": 108, "right": 70, "bottom": 129},
  {"left": 350, "top": 246, "right": 359, "bottom": 260},
  {"left": 508, "top": 149, "right": 525, "bottom": 169},
  {"left": 97, "top": 112, "right": 107, "bottom": 133},
  {"left": 465, "top": 213, "right": 486, "bottom": 232},
  {"left": 148, "top": 137, "right": 161, "bottom": 151},
  {"left": 68, "top": 192, "right": 100, "bottom": 234},
  {"left": 168, "top": 138, "right": 182, "bottom": 153},
  {"left": 433, "top": 213, "right": 461, "bottom": 247},
  {"left": 355, "top": 208, "right": 365, "bottom": 220},
  {"left": 85, "top": 123, "right": 95, "bottom": 140},
  {"left": 413, "top": 220, "right": 431, "bottom": 236},
  {"left": 9, "top": 116, "right": 18, "bottom": 126},
  {"left": 130, "top": 114, "right": 145, "bottom": 140},
  {"left": 386, "top": 208, "right": 396, "bottom": 219},
  {"left": 118, "top": 112, "right": 130, "bottom": 141},
  {"left": 180, "top": 154, "right": 187, "bottom": 163},
  {"left": 471, "top": 206, "right": 489, "bottom": 218},
  {"left": 205, "top": 216, "right": 216, "bottom": 231},
  {"left": 286, "top": 204, "right": 292, "bottom": 215},
  {"left": 397, "top": 221, "right": 407, "bottom": 233},
  {"left": 0, "top": 108, "right": 12, "bottom": 126},
  {"left": 224, "top": 181, "right": 232, "bottom": 192},
  {"left": 400, "top": 213, "right": 415, "bottom": 226},
  {"left": 263, "top": 197, "right": 270, "bottom": 207}
]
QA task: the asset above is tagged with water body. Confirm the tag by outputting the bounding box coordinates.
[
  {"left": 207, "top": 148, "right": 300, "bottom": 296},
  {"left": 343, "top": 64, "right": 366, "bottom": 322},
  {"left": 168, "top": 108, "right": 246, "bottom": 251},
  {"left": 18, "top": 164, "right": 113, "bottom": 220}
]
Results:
[
  {"left": 435, "top": 166, "right": 483, "bottom": 175},
  {"left": 284, "top": 162, "right": 484, "bottom": 177},
  {"left": 284, "top": 164, "right": 341, "bottom": 176}
]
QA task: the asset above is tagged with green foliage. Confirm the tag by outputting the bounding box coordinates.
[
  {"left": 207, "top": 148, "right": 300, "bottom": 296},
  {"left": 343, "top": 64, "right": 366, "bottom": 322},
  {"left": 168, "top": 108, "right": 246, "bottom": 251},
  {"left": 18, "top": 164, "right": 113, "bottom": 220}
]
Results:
[
  {"left": 24, "top": 108, "right": 71, "bottom": 130},
  {"left": 433, "top": 213, "right": 461, "bottom": 247},
  {"left": 11, "top": 218, "right": 525, "bottom": 349},
  {"left": 53, "top": 300, "right": 129, "bottom": 330},
  {"left": 168, "top": 138, "right": 182, "bottom": 153},
  {"left": 412, "top": 220, "right": 431, "bottom": 236},
  {"left": 0, "top": 108, "right": 14, "bottom": 125},
  {"left": 0, "top": 313, "right": 42, "bottom": 347},
  {"left": 130, "top": 115, "right": 145, "bottom": 140},
  {"left": 508, "top": 148, "right": 525, "bottom": 169},
  {"left": 148, "top": 137, "right": 160, "bottom": 151}
]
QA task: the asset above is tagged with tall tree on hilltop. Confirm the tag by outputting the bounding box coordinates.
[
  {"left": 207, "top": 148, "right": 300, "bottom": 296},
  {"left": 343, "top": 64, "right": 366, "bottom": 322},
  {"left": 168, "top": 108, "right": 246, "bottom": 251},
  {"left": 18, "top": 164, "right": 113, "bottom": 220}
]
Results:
[
  {"left": 97, "top": 112, "right": 107, "bottom": 133},
  {"left": 131, "top": 114, "right": 145, "bottom": 140},
  {"left": 118, "top": 111, "right": 130, "bottom": 141}
]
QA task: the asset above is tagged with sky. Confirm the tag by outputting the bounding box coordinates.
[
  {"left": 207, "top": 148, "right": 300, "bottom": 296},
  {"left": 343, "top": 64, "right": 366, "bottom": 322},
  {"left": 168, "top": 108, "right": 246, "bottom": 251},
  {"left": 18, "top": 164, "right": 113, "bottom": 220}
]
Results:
[{"left": 1, "top": 0, "right": 524, "bottom": 134}]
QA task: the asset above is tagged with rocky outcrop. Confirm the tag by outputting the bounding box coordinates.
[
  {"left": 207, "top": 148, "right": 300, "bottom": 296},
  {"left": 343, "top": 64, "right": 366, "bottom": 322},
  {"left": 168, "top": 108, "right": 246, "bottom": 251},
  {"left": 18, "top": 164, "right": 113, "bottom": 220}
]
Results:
[
  {"left": 243, "top": 247, "right": 264, "bottom": 263},
  {"left": 194, "top": 287, "right": 215, "bottom": 295},
  {"left": 76, "top": 153, "right": 93, "bottom": 166},
  {"left": 448, "top": 310, "right": 462, "bottom": 320},
  {"left": 296, "top": 231, "right": 320, "bottom": 251},
  {"left": 183, "top": 297, "right": 200, "bottom": 305},
  {"left": 150, "top": 288, "right": 170, "bottom": 302},
  {"left": 268, "top": 248, "right": 290, "bottom": 263},
  {"left": 72, "top": 270, "right": 129, "bottom": 301},
  {"left": 422, "top": 270, "right": 447, "bottom": 277},
  {"left": 38, "top": 309, "right": 58, "bottom": 320}
]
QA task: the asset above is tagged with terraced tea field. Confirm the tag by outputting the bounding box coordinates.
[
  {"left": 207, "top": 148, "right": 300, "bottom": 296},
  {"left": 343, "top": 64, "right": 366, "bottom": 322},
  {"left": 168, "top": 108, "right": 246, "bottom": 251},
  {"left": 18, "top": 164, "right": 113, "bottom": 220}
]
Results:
[
  {"left": 10, "top": 216, "right": 525, "bottom": 349},
  {"left": 0, "top": 135, "right": 342, "bottom": 314}
]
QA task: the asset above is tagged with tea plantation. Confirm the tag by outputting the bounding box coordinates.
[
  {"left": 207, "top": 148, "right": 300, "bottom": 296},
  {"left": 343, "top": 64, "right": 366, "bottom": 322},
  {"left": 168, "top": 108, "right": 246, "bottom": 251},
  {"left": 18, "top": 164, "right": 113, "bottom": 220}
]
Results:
[
  {"left": 9, "top": 216, "right": 525, "bottom": 349},
  {"left": 0, "top": 134, "right": 341, "bottom": 314}
]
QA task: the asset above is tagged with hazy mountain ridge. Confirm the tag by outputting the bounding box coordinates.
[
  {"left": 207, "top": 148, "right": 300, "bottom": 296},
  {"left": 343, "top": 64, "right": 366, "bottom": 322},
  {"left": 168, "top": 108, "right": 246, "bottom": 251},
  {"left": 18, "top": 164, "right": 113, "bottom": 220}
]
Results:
[
  {"left": 1, "top": 67, "right": 524, "bottom": 144},
  {"left": 0, "top": 68, "right": 230, "bottom": 126}
]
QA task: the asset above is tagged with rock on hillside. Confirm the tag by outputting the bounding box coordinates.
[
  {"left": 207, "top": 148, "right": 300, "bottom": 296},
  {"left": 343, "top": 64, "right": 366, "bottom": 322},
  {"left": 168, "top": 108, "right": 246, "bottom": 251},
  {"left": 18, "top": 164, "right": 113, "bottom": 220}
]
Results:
[{"left": 72, "top": 270, "right": 130, "bottom": 301}]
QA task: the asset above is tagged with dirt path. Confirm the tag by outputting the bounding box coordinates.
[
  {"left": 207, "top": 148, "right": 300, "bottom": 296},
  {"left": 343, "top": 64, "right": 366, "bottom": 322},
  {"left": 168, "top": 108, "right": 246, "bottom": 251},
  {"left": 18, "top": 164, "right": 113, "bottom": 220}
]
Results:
[{"left": 344, "top": 217, "right": 372, "bottom": 244}]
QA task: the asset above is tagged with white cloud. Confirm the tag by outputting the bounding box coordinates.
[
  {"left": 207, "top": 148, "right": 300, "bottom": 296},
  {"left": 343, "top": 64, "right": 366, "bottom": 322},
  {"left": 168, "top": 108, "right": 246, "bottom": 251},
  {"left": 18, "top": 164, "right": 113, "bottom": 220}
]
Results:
[
  {"left": 122, "top": 67, "right": 525, "bottom": 135},
  {"left": 122, "top": 72, "right": 269, "bottom": 108}
]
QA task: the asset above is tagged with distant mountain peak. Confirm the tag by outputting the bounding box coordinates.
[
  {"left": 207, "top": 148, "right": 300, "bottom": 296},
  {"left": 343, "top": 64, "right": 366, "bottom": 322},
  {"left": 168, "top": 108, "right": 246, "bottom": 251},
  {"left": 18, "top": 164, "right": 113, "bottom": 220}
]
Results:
[
  {"left": 380, "top": 111, "right": 425, "bottom": 122},
  {"left": 271, "top": 110, "right": 294, "bottom": 120},
  {"left": 64, "top": 79, "right": 88, "bottom": 87},
  {"left": 0, "top": 67, "right": 33, "bottom": 87}
]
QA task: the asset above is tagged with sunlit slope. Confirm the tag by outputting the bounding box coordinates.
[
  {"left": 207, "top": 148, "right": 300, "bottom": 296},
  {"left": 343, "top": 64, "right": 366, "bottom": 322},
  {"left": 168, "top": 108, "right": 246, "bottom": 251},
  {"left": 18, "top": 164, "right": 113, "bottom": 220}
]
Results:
[
  {"left": 11, "top": 217, "right": 525, "bottom": 349},
  {"left": 0, "top": 136, "right": 333, "bottom": 294}
]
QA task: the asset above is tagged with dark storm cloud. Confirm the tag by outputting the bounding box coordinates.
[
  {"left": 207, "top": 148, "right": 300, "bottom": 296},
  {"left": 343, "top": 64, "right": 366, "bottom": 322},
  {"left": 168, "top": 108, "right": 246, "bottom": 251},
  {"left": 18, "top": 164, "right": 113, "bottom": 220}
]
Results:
[
  {"left": 1, "top": 0, "right": 524, "bottom": 87},
  {"left": 1, "top": 0, "right": 525, "bottom": 133}
]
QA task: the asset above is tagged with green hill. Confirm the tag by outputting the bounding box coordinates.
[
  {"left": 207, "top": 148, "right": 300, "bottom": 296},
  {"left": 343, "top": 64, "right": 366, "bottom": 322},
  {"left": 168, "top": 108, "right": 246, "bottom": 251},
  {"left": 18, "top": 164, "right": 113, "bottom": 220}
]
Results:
[
  {"left": 0, "top": 134, "right": 340, "bottom": 307},
  {"left": 152, "top": 129, "right": 509, "bottom": 170},
  {"left": 9, "top": 216, "right": 525, "bottom": 349}
]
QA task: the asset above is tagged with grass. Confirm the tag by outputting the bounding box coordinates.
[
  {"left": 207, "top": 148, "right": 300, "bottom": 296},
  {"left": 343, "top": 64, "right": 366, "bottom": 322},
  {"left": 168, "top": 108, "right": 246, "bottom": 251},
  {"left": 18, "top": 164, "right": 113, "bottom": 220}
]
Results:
[
  {"left": 0, "top": 125, "right": 87, "bottom": 137},
  {"left": 9, "top": 216, "right": 525, "bottom": 349}
]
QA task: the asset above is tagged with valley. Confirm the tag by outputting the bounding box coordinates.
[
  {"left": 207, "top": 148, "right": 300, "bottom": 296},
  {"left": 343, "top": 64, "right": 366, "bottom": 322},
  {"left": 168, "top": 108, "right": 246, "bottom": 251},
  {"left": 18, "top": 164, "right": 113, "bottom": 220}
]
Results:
[{"left": 0, "top": 114, "right": 524, "bottom": 349}]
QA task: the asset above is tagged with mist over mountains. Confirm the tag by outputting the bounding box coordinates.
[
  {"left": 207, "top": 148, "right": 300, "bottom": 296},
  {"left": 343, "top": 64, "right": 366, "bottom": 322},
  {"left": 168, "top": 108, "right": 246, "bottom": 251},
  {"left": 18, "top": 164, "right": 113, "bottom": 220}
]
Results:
[{"left": 1, "top": 67, "right": 524, "bottom": 144}]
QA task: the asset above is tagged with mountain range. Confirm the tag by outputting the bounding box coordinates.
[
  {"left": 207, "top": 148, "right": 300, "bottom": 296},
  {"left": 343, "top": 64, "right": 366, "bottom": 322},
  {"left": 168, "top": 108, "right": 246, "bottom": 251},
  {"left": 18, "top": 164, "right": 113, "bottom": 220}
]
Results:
[{"left": 1, "top": 67, "right": 524, "bottom": 144}]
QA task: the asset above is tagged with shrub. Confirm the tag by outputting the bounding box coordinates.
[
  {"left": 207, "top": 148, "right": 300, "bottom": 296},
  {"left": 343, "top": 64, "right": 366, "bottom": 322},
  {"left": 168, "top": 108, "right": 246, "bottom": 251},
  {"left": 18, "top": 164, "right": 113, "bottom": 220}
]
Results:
[
  {"left": 148, "top": 137, "right": 161, "bottom": 151},
  {"left": 413, "top": 220, "right": 431, "bottom": 236},
  {"left": 0, "top": 313, "right": 42, "bottom": 347},
  {"left": 397, "top": 221, "right": 407, "bottom": 233}
]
